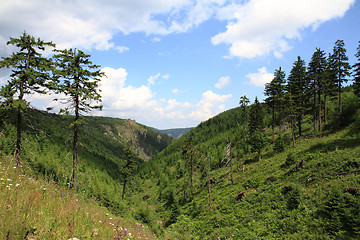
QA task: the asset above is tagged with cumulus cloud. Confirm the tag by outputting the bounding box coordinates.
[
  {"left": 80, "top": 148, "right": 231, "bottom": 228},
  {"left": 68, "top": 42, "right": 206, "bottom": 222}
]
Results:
[
  {"left": 246, "top": 67, "right": 274, "bottom": 87},
  {"left": 99, "top": 67, "right": 232, "bottom": 128},
  {"left": 0, "top": 0, "right": 354, "bottom": 59},
  {"left": 215, "top": 76, "right": 231, "bottom": 89},
  {"left": 212, "top": 0, "right": 355, "bottom": 58},
  {"left": 190, "top": 90, "right": 232, "bottom": 121}
]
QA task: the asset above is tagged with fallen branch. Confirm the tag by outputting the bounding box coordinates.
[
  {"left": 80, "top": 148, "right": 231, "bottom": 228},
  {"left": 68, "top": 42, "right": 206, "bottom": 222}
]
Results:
[{"left": 330, "top": 169, "right": 360, "bottom": 176}]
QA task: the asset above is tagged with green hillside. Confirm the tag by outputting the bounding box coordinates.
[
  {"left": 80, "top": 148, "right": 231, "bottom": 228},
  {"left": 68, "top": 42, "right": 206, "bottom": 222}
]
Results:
[
  {"left": 132, "top": 87, "right": 360, "bottom": 239},
  {"left": 0, "top": 108, "right": 173, "bottom": 215}
]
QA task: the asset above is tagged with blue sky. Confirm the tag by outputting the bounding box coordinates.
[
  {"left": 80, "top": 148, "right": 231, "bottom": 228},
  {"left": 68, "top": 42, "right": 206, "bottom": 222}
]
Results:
[{"left": 0, "top": 0, "right": 359, "bottom": 129}]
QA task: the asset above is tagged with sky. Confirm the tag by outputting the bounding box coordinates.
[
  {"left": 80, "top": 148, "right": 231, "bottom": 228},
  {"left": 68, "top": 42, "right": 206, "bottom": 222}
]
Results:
[{"left": 0, "top": 0, "right": 359, "bottom": 129}]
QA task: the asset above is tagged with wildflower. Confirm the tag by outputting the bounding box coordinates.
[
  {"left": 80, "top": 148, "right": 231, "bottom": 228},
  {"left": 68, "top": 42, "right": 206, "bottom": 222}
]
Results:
[
  {"left": 110, "top": 217, "right": 113, "bottom": 220},
  {"left": 13, "top": 166, "right": 16, "bottom": 169},
  {"left": 1, "top": 178, "right": 3, "bottom": 181},
  {"left": 8, "top": 184, "right": 12, "bottom": 186},
  {"left": 15, "top": 184, "right": 20, "bottom": 187},
  {"left": 7, "top": 179, "right": 12, "bottom": 181}
]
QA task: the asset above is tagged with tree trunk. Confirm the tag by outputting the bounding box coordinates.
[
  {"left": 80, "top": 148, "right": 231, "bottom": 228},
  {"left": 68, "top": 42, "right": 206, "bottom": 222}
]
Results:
[
  {"left": 229, "top": 141, "right": 234, "bottom": 184},
  {"left": 298, "top": 112, "right": 302, "bottom": 137},
  {"left": 313, "top": 89, "right": 317, "bottom": 131},
  {"left": 72, "top": 95, "right": 79, "bottom": 191},
  {"left": 206, "top": 154, "right": 211, "bottom": 208},
  {"left": 324, "top": 93, "right": 327, "bottom": 124},
  {"left": 190, "top": 148, "right": 193, "bottom": 196},
  {"left": 16, "top": 107, "right": 22, "bottom": 165},
  {"left": 122, "top": 179, "right": 127, "bottom": 200},
  {"left": 272, "top": 104, "right": 275, "bottom": 142},
  {"left": 339, "top": 79, "right": 342, "bottom": 115},
  {"left": 291, "top": 117, "right": 295, "bottom": 146},
  {"left": 318, "top": 90, "right": 322, "bottom": 132}
]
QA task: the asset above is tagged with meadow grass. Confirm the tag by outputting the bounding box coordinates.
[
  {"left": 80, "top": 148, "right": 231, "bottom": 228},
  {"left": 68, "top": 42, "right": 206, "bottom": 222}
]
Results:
[{"left": 0, "top": 155, "right": 157, "bottom": 240}]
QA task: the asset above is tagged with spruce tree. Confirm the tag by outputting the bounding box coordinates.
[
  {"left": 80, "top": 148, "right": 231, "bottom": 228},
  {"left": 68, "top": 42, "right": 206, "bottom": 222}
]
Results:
[
  {"left": 308, "top": 48, "right": 327, "bottom": 131},
  {"left": 249, "top": 97, "right": 263, "bottom": 135},
  {"left": 0, "top": 32, "right": 55, "bottom": 164},
  {"left": 329, "top": 40, "right": 351, "bottom": 117},
  {"left": 121, "top": 146, "right": 136, "bottom": 200},
  {"left": 52, "top": 48, "right": 103, "bottom": 190},
  {"left": 287, "top": 56, "right": 308, "bottom": 136},
  {"left": 264, "top": 67, "right": 286, "bottom": 139},
  {"left": 239, "top": 95, "right": 250, "bottom": 140},
  {"left": 353, "top": 41, "right": 360, "bottom": 98}
]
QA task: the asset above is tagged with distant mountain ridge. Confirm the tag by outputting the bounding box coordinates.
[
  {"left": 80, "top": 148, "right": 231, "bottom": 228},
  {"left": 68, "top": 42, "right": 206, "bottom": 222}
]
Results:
[{"left": 156, "top": 127, "right": 192, "bottom": 139}]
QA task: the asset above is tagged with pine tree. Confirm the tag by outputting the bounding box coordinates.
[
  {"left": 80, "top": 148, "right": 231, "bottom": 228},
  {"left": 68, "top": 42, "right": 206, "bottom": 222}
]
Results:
[
  {"left": 249, "top": 97, "right": 263, "bottom": 135},
  {"left": 329, "top": 40, "right": 351, "bottom": 117},
  {"left": 308, "top": 48, "right": 327, "bottom": 132},
  {"left": 121, "top": 146, "right": 136, "bottom": 200},
  {"left": 0, "top": 32, "right": 55, "bottom": 164},
  {"left": 181, "top": 133, "right": 195, "bottom": 198},
  {"left": 52, "top": 48, "right": 103, "bottom": 190},
  {"left": 353, "top": 41, "right": 360, "bottom": 98},
  {"left": 264, "top": 67, "right": 286, "bottom": 139},
  {"left": 287, "top": 56, "right": 308, "bottom": 137},
  {"left": 239, "top": 95, "right": 250, "bottom": 140}
]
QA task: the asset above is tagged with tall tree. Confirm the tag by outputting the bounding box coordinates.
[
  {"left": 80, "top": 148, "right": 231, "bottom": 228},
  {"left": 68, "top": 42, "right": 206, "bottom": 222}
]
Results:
[
  {"left": 121, "top": 146, "right": 136, "bottom": 200},
  {"left": 0, "top": 32, "right": 55, "bottom": 164},
  {"left": 308, "top": 48, "right": 327, "bottom": 132},
  {"left": 181, "top": 133, "right": 195, "bottom": 197},
  {"left": 52, "top": 48, "right": 103, "bottom": 190},
  {"left": 249, "top": 97, "right": 264, "bottom": 135},
  {"left": 264, "top": 67, "right": 286, "bottom": 140},
  {"left": 329, "top": 40, "right": 351, "bottom": 117},
  {"left": 353, "top": 41, "right": 360, "bottom": 98},
  {"left": 287, "top": 56, "right": 308, "bottom": 137},
  {"left": 239, "top": 95, "right": 250, "bottom": 140}
]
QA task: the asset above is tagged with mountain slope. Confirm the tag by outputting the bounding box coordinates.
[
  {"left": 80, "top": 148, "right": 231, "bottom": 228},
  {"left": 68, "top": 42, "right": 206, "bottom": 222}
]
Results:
[
  {"left": 0, "top": 108, "right": 173, "bottom": 215},
  {"left": 134, "top": 88, "right": 360, "bottom": 239}
]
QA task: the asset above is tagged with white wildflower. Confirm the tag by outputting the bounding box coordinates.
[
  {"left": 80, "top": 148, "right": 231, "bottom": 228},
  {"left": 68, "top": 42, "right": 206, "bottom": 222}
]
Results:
[{"left": 15, "top": 184, "right": 20, "bottom": 187}]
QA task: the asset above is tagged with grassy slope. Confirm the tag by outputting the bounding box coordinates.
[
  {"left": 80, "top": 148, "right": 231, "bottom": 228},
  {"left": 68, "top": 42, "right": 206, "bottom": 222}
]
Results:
[
  {"left": 0, "top": 154, "right": 157, "bottom": 239},
  {"left": 0, "top": 108, "right": 173, "bottom": 216},
  {"left": 135, "top": 89, "right": 360, "bottom": 239}
]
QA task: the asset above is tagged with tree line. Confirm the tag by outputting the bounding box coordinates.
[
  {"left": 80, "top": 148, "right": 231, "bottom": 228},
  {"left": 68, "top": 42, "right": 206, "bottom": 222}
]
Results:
[
  {"left": 0, "top": 32, "right": 104, "bottom": 191},
  {"left": 244, "top": 40, "right": 360, "bottom": 152}
]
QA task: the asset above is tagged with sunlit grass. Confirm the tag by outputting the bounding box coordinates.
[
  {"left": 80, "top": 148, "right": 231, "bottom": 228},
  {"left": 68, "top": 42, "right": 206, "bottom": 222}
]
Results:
[{"left": 0, "top": 155, "right": 157, "bottom": 239}]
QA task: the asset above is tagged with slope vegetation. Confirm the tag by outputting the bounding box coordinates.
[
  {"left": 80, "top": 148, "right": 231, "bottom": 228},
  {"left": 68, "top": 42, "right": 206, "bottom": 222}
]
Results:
[
  {"left": 0, "top": 108, "right": 172, "bottom": 215},
  {"left": 135, "top": 88, "right": 360, "bottom": 239}
]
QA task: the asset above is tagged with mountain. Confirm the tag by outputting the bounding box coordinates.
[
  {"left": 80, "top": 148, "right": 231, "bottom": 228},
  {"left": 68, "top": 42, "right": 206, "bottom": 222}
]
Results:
[
  {"left": 132, "top": 87, "right": 360, "bottom": 239},
  {"left": 0, "top": 108, "right": 173, "bottom": 217},
  {"left": 156, "top": 127, "right": 192, "bottom": 139}
]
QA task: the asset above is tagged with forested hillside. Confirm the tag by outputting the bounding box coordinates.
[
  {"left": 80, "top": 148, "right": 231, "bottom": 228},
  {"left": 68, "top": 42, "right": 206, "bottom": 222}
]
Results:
[
  {"left": 0, "top": 108, "right": 172, "bottom": 214},
  {"left": 131, "top": 39, "right": 360, "bottom": 239},
  {"left": 133, "top": 86, "right": 360, "bottom": 239}
]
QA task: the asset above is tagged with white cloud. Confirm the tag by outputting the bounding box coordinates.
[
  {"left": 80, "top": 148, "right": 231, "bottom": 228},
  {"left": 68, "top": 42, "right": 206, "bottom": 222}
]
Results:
[
  {"left": 98, "top": 68, "right": 232, "bottom": 128},
  {"left": 0, "top": 0, "right": 354, "bottom": 59},
  {"left": 115, "top": 46, "right": 130, "bottom": 53},
  {"left": 190, "top": 90, "right": 232, "bottom": 121},
  {"left": 172, "top": 88, "right": 179, "bottom": 94},
  {"left": 162, "top": 74, "right": 170, "bottom": 79},
  {"left": 215, "top": 76, "right": 231, "bottom": 89},
  {"left": 212, "top": 0, "right": 355, "bottom": 58},
  {"left": 246, "top": 67, "right": 274, "bottom": 87},
  {"left": 147, "top": 73, "right": 161, "bottom": 86}
]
